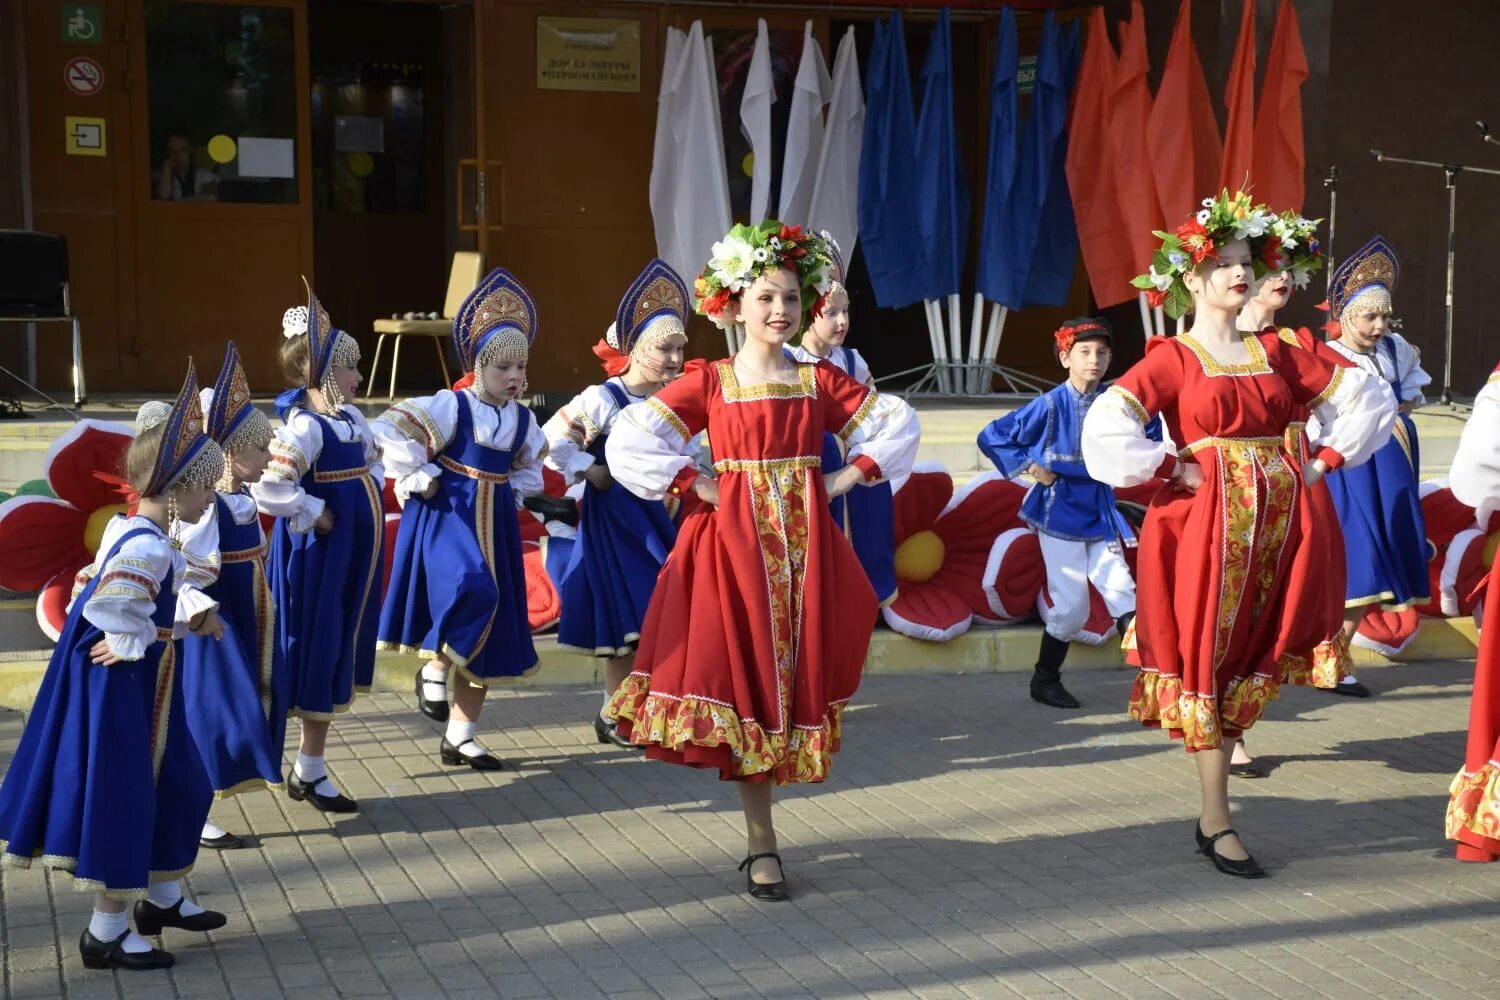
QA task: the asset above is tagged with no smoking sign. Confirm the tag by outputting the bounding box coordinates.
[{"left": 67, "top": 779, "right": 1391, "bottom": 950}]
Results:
[{"left": 64, "top": 56, "right": 104, "bottom": 97}]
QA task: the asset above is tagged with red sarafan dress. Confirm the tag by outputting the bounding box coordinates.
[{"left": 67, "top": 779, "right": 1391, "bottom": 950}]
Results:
[
  {"left": 1082, "top": 331, "right": 1394, "bottom": 751},
  {"left": 1445, "top": 362, "right": 1500, "bottom": 860},
  {"left": 604, "top": 359, "right": 919, "bottom": 783}
]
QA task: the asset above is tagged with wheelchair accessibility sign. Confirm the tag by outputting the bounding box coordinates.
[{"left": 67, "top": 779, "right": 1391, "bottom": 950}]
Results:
[
  {"left": 61, "top": 6, "right": 103, "bottom": 44},
  {"left": 65, "top": 116, "right": 107, "bottom": 157}
]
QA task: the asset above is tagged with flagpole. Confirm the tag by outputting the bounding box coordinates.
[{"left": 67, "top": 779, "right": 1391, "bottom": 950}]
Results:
[
  {"left": 1137, "top": 292, "right": 1153, "bottom": 338},
  {"left": 967, "top": 294, "right": 986, "bottom": 394},
  {"left": 1323, "top": 164, "right": 1339, "bottom": 301},
  {"left": 946, "top": 293, "right": 963, "bottom": 396}
]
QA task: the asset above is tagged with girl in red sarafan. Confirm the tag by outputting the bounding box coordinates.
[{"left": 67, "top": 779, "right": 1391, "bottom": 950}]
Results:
[
  {"left": 1083, "top": 191, "right": 1395, "bottom": 879},
  {"left": 604, "top": 221, "right": 919, "bottom": 902}
]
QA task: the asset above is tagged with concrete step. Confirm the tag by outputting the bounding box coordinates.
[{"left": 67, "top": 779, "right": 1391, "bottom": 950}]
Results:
[
  {"left": 0, "top": 616, "right": 1477, "bottom": 712},
  {"left": 0, "top": 596, "right": 47, "bottom": 653}
]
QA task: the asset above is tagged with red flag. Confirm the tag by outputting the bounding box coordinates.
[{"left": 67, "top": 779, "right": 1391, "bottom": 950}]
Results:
[
  {"left": 1106, "top": 2, "right": 1162, "bottom": 276},
  {"left": 1252, "top": 0, "right": 1309, "bottom": 210},
  {"left": 1147, "top": 0, "right": 1222, "bottom": 226},
  {"left": 1218, "top": 0, "right": 1256, "bottom": 193},
  {"left": 1065, "top": 8, "right": 1136, "bottom": 308}
]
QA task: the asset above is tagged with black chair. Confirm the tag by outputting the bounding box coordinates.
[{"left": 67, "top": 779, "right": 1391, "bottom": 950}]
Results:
[{"left": 0, "top": 230, "right": 86, "bottom": 410}]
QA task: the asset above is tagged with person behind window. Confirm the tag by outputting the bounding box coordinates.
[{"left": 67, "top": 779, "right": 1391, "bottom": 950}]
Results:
[{"left": 154, "top": 131, "right": 219, "bottom": 202}]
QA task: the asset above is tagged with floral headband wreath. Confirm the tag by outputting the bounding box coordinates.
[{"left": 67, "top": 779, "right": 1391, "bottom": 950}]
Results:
[
  {"left": 694, "top": 221, "right": 836, "bottom": 332},
  {"left": 1132, "top": 189, "right": 1279, "bottom": 320},
  {"left": 1263, "top": 211, "right": 1325, "bottom": 289}
]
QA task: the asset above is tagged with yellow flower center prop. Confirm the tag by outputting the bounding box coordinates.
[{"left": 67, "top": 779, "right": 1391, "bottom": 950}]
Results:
[
  {"left": 894, "top": 529, "right": 945, "bottom": 583},
  {"left": 84, "top": 503, "right": 129, "bottom": 554}
]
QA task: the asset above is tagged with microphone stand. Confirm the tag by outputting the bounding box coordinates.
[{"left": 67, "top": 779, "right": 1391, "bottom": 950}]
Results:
[
  {"left": 1478, "top": 120, "right": 1500, "bottom": 149},
  {"left": 1368, "top": 149, "right": 1500, "bottom": 405},
  {"left": 1323, "top": 165, "right": 1339, "bottom": 305}
]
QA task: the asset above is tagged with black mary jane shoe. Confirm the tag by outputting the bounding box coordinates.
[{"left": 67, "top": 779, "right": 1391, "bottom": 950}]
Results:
[
  {"left": 440, "top": 736, "right": 504, "bottom": 771},
  {"left": 1328, "top": 679, "right": 1372, "bottom": 698},
  {"left": 1195, "top": 823, "right": 1267, "bottom": 879},
  {"left": 199, "top": 829, "right": 247, "bottom": 850},
  {"left": 594, "top": 714, "right": 634, "bottom": 749},
  {"left": 1229, "top": 760, "right": 1269, "bottom": 779},
  {"left": 415, "top": 669, "right": 450, "bottom": 722},
  {"left": 1030, "top": 675, "right": 1082, "bottom": 710},
  {"left": 287, "top": 773, "right": 359, "bottom": 814},
  {"left": 738, "top": 852, "right": 790, "bottom": 902},
  {"left": 79, "top": 929, "right": 175, "bottom": 971},
  {"left": 133, "top": 898, "right": 228, "bottom": 936}
]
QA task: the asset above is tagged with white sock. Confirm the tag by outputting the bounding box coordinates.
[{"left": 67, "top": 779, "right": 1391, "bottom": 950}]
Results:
[
  {"left": 422, "top": 663, "right": 448, "bottom": 699},
  {"left": 1339, "top": 675, "right": 1360, "bottom": 685},
  {"left": 446, "top": 720, "right": 487, "bottom": 756},
  {"left": 295, "top": 753, "right": 338, "bottom": 798},
  {"left": 202, "top": 820, "right": 227, "bottom": 840},
  {"left": 148, "top": 879, "right": 205, "bottom": 917},
  {"left": 89, "top": 908, "right": 128, "bottom": 942}
]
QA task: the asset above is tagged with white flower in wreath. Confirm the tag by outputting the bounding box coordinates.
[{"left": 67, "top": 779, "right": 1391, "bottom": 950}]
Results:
[
  {"left": 1196, "top": 208, "right": 1211, "bottom": 225},
  {"left": 1233, "top": 211, "right": 1271, "bottom": 241},
  {"left": 752, "top": 246, "right": 770, "bottom": 263},
  {"left": 709, "top": 235, "right": 758, "bottom": 292},
  {"left": 1148, "top": 264, "right": 1175, "bottom": 292},
  {"left": 1289, "top": 268, "right": 1312, "bottom": 289}
]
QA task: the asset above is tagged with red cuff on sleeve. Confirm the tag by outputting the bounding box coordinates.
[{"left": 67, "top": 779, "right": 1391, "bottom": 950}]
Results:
[
  {"left": 667, "top": 464, "right": 700, "bottom": 497},
  {"left": 850, "top": 454, "right": 882, "bottom": 482},
  {"left": 1314, "top": 446, "right": 1346, "bottom": 471},
  {"left": 1153, "top": 454, "right": 1179, "bottom": 480}
]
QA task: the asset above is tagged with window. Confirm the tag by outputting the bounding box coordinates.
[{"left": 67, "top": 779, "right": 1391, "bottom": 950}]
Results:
[{"left": 145, "top": 1, "right": 298, "bottom": 204}]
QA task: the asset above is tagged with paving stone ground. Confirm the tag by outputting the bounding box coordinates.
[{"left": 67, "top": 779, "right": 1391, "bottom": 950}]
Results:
[{"left": 2, "top": 659, "right": 1497, "bottom": 999}]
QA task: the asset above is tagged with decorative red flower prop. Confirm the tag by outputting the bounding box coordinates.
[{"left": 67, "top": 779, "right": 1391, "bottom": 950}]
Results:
[
  {"left": 1175, "top": 218, "right": 1216, "bottom": 265},
  {"left": 1260, "top": 234, "right": 1286, "bottom": 272},
  {"left": 880, "top": 469, "right": 1037, "bottom": 641},
  {"left": 0, "top": 421, "right": 134, "bottom": 640}
]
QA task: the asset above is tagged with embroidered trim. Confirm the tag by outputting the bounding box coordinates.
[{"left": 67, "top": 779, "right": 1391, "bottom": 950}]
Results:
[
  {"left": 1178, "top": 435, "right": 1285, "bottom": 458},
  {"left": 269, "top": 439, "right": 309, "bottom": 478},
  {"left": 644, "top": 396, "right": 691, "bottom": 441},
  {"left": 221, "top": 542, "right": 269, "bottom": 563},
  {"left": 438, "top": 454, "right": 511, "bottom": 483},
  {"left": 713, "top": 455, "right": 822, "bottom": 476},
  {"left": 1309, "top": 365, "right": 1345, "bottom": 408},
  {"left": 1177, "top": 333, "right": 1272, "bottom": 376},
  {"left": 717, "top": 360, "right": 818, "bottom": 402},
  {"left": 312, "top": 465, "right": 373, "bottom": 483},
  {"left": 837, "top": 390, "right": 878, "bottom": 443},
  {"left": 1107, "top": 385, "right": 1151, "bottom": 425},
  {"left": 388, "top": 404, "right": 443, "bottom": 458}
]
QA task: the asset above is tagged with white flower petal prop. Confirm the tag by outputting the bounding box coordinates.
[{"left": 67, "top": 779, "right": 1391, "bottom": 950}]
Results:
[
  {"left": 282, "top": 305, "right": 309, "bottom": 338},
  {"left": 1148, "top": 265, "right": 1175, "bottom": 293}
]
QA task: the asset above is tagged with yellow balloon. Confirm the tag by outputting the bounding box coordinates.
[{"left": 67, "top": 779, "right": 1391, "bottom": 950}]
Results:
[
  {"left": 741, "top": 152, "right": 755, "bottom": 178},
  {"left": 206, "top": 134, "right": 237, "bottom": 164},
  {"left": 348, "top": 152, "right": 375, "bottom": 177}
]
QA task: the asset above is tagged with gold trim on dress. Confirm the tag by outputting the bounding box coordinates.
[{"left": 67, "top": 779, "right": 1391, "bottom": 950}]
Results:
[
  {"left": 713, "top": 455, "right": 822, "bottom": 476},
  {"left": 644, "top": 396, "right": 691, "bottom": 441},
  {"left": 717, "top": 360, "right": 819, "bottom": 402},
  {"left": 1177, "top": 332, "right": 1272, "bottom": 377},
  {"left": 1308, "top": 365, "right": 1346, "bottom": 409},
  {"left": 1179, "top": 435, "right": 1284, "bottom": 458},
  {"left": 836, "top": 389, "right": 878, "bottom": 443},
  {"left": 313, "top": 464, "right": 373, "bottom": 483},
  {"left": 1107, "top": 385, "right": 1151, "bottom": 426},
  {"left": 438, "top": 454, "right": 512, "bottom": 483}
]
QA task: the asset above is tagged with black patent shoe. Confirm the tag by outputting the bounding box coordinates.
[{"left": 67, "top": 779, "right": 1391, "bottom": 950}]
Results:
[
  {"left": 199, "top": 829, "right": 246, "bottom": 850},
  {"left": 1195, "top": 823, "right": 1267, "bottom": 879},
  {"left": 1328, "top": 679, "right": 1372, "bottom": 698},
  {"left": 287, "top": 772, "right": 359, "bottom": 813},
  {"left": 594, "top": 714, "right": 633, "bottom": 748},
  {"left": 440, "top": 736, "right": 504, "bottom": 771},
  {"left": 415, "top": 669, "right": 450, "bottom": 722},
  {"left": 1030, "top": 675, "right": 1081, "bottom": 709},
  {"left": 523, "top": 493, "right": 580, "bottom": 527},
  {"left": 79, "top": 929, "right": 175, "bottom": 971},
  {"left": 133, "top": 898, "right": 227, "bottom": 935},
  {"left": 738, "top": 852, "right": 789, "bottom": 902}
]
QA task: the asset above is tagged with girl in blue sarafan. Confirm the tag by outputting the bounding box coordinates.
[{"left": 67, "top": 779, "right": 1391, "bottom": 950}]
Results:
[
  {"left": 979, "top": 317, "right": 1156, "bottom": 710},
  {"left": 784, "top": 239, "right": 898, "bottom": 608},
  {"left": 176, "top": 341, "right": 287, "bottom": 851},
  {"left": 543, "top": 258, "right": 692, "bottom": 747},
  {"left": 1314, "top": 235, "right": 1432, "bottom": 665},
  {"left": 252, "top": 281, "right": 385, "bottom": 814},
  {"left": 0, "top": 364, "right": 229, "bottom": 971},
  {"left": 375, "top": 268, "right": 548, "bottom": 771}
]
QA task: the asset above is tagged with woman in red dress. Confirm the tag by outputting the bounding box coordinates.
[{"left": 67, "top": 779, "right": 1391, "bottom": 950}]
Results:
[
  {"left": 605, "top": 222, "right": 919, "bottom": 900},
  {"left": 1445, "top": 361, "right": 1500, "bottom": 861},
  {"left": 1083, "top": 192, "right": 1394, "bottom": 877}
]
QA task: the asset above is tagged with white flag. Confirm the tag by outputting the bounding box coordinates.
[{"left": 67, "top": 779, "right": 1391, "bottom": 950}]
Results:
[
  {"left": 739, "top": 18, "right": 775, "bottom": 225},
  {"left": 808, "top": 26, "right": 865, "bottom": 259},
  {"left": 670, "top": 22, "right": 733, "bottom": 287},
  {"left": 778, "top": 21, "right": 831, "bottom": 227},
  {"left": 649, "top": 27, "right": 687, "bottom": 273}
]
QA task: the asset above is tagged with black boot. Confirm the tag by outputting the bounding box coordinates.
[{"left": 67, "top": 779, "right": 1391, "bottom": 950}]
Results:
[{"left": 1030, "top": 633, "right": 1080, "bottom": 709}]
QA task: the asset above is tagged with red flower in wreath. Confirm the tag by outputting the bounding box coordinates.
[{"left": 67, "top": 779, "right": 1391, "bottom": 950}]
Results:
[
  {"left": 1145, "top": 287, "right": 1169, "bottom": 309},
  {"left": 0, "top": 421, "right": 135, "bottom": 639},
  {"left": 1260, "top": 234, "right": 1286, "bottom": 272},
  {"left": 1175, "top": 218, "right": 1216, "bottom": 265},
  {"left": 880, "top": 469, "right": 1039, "bottom": 641}
]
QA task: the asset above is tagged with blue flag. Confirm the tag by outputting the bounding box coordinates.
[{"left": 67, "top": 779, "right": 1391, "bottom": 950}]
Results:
[
  {"left": 856, "top": 14, "right": 924, "bottom": 309},
  {"left": 1023, "top": 18, "right": 1082, "bottom": 307},
  {"left": 912, "top": 8, "right": 970, "bottom": 301},
  {"left": 975, "top": 7, "right": 1021, "bottom": 306}
]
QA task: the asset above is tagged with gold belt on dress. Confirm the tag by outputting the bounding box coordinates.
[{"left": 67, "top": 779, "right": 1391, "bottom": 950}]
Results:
[
  {"left": 1179, "top": 435, "right": 1285, "bottom": 459},
  {"left": 155, "top": 627, "right": 174, "bottom": 641},
  {"left": 438, "top": 454, "right": 510, "bottom": 483},
  {"left": 313, "top": 465, "right": 372, "bottom": 483},
  {"left": 711, "top": 455, "right": 823, "bottom": 475},
  {"left": 221, "top": 543, "right": 267, "bottom": 563}
]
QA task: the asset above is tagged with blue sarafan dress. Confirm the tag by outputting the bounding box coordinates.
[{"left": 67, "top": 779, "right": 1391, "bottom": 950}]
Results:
[
  {"left": 787, "top": 344, "right": 898, "bottom": 606},
  {"left": 254, "top": 402, "right": 386, "bottom": 719},
  {"left": 376, "top": 387, "right": 547, "bottom": 683},
  {"left": 0, "top": 516, "right": 213, "bottom": 898},
  {"left": 178, "top": 491, "right": 287, "bottom": 797},
  {"left": 544, "top": 378, "right": 680, "bottom": 656}
]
